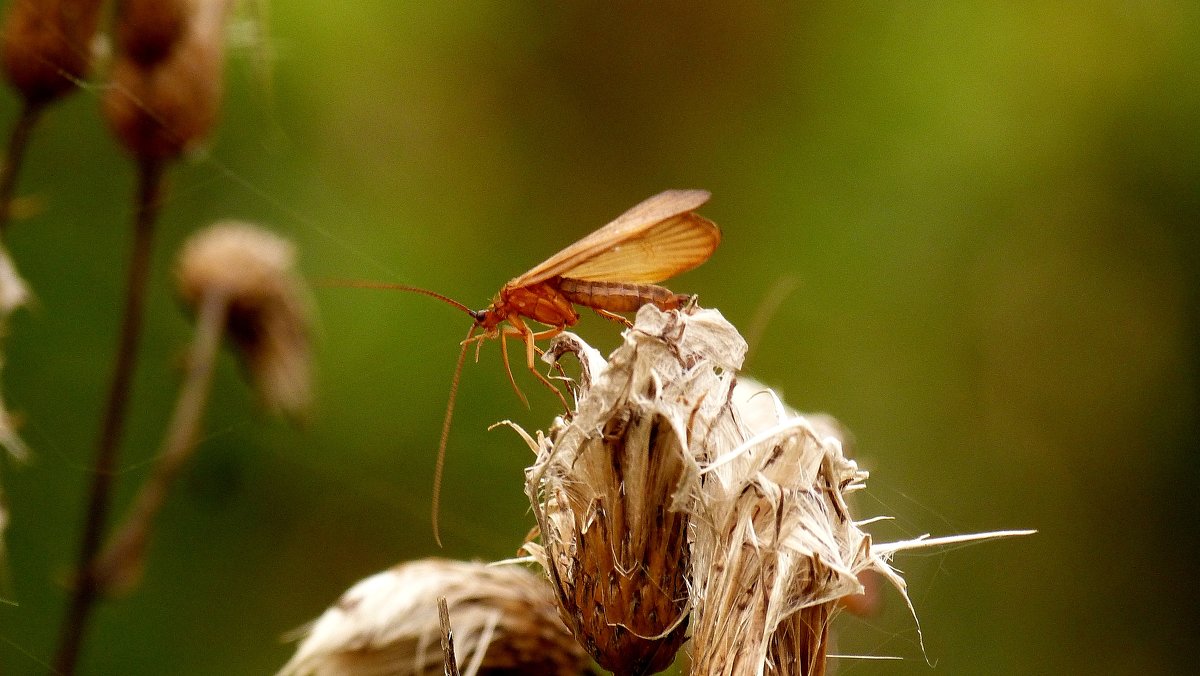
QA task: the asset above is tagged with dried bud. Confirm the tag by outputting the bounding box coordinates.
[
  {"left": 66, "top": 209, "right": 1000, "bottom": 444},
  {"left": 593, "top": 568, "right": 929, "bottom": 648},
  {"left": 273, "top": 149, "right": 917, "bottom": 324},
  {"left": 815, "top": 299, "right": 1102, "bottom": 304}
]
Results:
[
  {"left": 521, "top": 306, "right": 747, "bottom": 674},
  {"left": 176, "top": 221, "right": 312, "bottom": 417},
  {"left": 114, "top": 0, "right": 190, "bottom": 67},
  {"left": 1, "top": 0, "right": 104, "bottom": 104},
  {"left": 103, "top": 0, "right": 231, "bottom": 163},
  {"left": 278, "top": 559, "right": 589, "bottom": 676}
]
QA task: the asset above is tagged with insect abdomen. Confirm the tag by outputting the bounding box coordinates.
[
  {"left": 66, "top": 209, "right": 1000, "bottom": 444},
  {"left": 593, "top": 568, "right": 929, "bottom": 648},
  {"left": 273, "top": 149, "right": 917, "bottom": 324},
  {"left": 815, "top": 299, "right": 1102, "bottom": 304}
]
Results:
[{"left": 557, "top": 278, "right": 689, "bottom": 313}]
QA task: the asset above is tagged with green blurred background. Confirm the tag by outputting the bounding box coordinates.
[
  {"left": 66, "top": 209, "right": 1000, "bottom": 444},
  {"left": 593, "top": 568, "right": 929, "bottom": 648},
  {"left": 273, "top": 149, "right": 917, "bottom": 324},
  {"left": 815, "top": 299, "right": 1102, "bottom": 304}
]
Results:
[{"left": 1, "top": 2, "right": 1197, "bottom": 673}]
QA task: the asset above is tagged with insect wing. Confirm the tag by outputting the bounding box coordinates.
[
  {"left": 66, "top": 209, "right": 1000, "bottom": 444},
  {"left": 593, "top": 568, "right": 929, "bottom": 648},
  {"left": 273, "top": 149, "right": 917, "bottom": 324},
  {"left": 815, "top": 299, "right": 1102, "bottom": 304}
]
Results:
[
  {"left": 510, "top": 189, "right": 717, "bottom": 287},
  {"left": 557, "top": 211, "right": 719, "bottom": 283}
]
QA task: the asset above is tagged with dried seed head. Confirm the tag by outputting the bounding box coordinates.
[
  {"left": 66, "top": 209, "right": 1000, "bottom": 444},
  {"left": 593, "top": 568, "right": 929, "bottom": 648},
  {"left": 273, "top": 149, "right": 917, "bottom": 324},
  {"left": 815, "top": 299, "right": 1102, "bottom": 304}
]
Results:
[
  {"left": 522, "top": 305, "right": 747, "bottom": 675},
  {"left": 114, "top": 0, "right": 190, "bottom": 67},
  {"left": 683, "top": 376, "right": 877, "bottom": 676},
  {"left": 519, "top": 306, "right": 1031, "bottom": 674},
  {"left": 520, "top": 306, "right": 919, "bottom": 675},
  {"left": 1, "top": 0, "right": 104, "bottom": 104},
  {"left": 103, "top": 0, "right": 231, "bottom": 163},
  {"left": 176, "top": 221, "right": 312, "bottom": 417},
  {"left": 278, "top": 559, "right": 589, "bottom": 676}
]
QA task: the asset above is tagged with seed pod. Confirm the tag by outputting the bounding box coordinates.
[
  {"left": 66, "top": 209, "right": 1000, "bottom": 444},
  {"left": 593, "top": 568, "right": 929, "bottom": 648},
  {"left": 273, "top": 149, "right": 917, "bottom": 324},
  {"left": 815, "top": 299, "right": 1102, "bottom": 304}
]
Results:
[
  {"left": 103, "top": 0, "right": 231, "bottom": 164},
  {"left": 0, "top": 0, "right": 104, "bottom": 104},
  {"left": 176, "top": 221, "right": 312, "bottom": 418},
  {"left": 278, "top": 559, "right": 589, "bottom": 676}
]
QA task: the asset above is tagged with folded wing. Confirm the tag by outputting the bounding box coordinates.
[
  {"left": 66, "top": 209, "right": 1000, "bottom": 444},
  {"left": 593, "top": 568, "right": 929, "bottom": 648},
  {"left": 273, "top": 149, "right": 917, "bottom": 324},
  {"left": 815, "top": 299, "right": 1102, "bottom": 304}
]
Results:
[{"left": 511, "top": 189, "right": 719, "bottom": 287}]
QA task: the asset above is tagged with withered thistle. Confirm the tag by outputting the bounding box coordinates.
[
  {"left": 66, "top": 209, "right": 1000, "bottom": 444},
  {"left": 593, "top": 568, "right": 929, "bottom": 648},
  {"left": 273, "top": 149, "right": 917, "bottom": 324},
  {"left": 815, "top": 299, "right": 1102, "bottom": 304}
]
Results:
[
  {"left": 0, "top": 0, "right": 106, "bottom": 233},
  {"left": 176, "top": 220, "right": 313, "bottom": 418},
  {"left": 90, "top": 221, "right": 312, "bottom": 600},
  {"left": 685, "top": 377, "right": 878, "bottom": 676},
  {"left": 520, "top": 306, "right": 747, "bottom": 675},
  {"left": 114, "top": 0, "right": 191, "bottom": 68},
  {"left": 278, "top": 559, "right": 589, "bottom": 676},
  {"left": 1, "top": 0, "right": 104, "bottom": 106},
  {"left": 103, "top": 0, "right": 233, "bottom": 165},
  {"left": 517, "top": 305, "right": 1026, "bottom": 675}
]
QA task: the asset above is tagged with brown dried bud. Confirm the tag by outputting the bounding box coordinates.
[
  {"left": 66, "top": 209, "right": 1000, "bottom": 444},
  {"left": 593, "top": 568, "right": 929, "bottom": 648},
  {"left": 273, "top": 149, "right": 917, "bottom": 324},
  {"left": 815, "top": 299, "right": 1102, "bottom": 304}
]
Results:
[
  {"left": 114, "top": 0, "right": 190, "bottom": 67},
  {"left": 176, "top": 221, "right": 312, "bottom": 418},
  {"left": 278, "top": 559, "right": 589, "bottom": 676},
  {"left": 521, "top": 307, "right": 748, "bottom": 675},
  {"left": 103, "top": 0, "right": 231, "bottom": 163},
  {"left": 0, "top": 0, "right": 104, "bottom": 104}
]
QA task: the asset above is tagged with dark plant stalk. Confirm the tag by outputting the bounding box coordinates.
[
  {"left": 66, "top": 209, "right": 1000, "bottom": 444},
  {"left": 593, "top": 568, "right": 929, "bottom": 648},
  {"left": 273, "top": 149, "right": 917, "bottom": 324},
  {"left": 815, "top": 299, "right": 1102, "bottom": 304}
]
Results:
[
  {"left": 0, "top": 101, "right": 42, "bottom": 234},
  {"left": 91, "top": 289, "right": 227, "bottom": 597},
  {"left": 438, "top": 596, "right": 461, "bottom": 676},
  {"left": 53, "top": 159, "right": 164, "bottom": 675}
]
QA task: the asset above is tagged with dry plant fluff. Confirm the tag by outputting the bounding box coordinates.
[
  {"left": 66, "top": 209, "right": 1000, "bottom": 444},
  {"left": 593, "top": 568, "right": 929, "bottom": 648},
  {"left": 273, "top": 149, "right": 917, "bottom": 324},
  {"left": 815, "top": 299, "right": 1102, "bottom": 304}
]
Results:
[
  {"left": 278, "top": 559, "right": 589, "bottom": 676},
  {"left": 177, "top": 221, "right": 313, "bottom": 417},
  {"left": 517, "top": 305, "right": 1030, "bottom": 675}
]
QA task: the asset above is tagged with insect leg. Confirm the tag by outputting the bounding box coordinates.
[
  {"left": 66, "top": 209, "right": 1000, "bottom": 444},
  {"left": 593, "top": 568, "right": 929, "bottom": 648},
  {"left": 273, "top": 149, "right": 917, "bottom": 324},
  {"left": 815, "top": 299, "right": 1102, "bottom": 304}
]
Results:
[
  {"left": 507, "top": 318, "right": 570, "bottom": 411},
  {"left": 459, "top": 329, "right": 488, "bottom": 363},
  {"left": 591, "top": 307, "right": 634, "bottom": 328},
  {"left": 499, "top": 328, "right": 530, "bottom": 408}
]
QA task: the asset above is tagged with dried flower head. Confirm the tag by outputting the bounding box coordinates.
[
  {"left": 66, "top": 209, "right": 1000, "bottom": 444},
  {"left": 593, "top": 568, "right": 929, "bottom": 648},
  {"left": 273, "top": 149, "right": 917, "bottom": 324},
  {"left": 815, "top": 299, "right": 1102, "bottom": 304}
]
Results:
[
  {"left": 278, "top": 559, "right": 589, "bottom": 676},
  {"left": 683, "top": 376, "right": 883, "bottom": 676},
  {"left": 1, "top": 0, "right": 104, "bottom": 105},
  {"left": 520, "top": 305, "right": 747, "bottom": 675},
  {"left": 103, "top": 0, "right": 232, "bottom": 163},
  {"left": 176, "top": 221, "right": 312, "bottom": 417},
  {"left": 114, "top": 0, "right": 190, "bottom": 67},
  {"left": 518, "top": 306, "right": 964, "bottom": 675},
  {"left": 515, "top": 303, "right": 1034, "bottom": 674}
]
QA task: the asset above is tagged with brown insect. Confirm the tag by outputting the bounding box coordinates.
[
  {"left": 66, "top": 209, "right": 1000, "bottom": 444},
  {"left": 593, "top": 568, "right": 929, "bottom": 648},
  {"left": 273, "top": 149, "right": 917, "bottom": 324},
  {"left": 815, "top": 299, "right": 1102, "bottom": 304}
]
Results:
[{"left": 356, "top": 189, "right": 720, "bottom": 543}]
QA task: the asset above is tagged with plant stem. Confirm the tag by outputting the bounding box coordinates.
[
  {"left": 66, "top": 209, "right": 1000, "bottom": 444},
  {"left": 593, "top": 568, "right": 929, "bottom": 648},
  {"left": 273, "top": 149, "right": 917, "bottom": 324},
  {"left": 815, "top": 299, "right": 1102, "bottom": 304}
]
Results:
[
  {"left": 90, "top": 290, "right": 227, "bottom": 596},
  {"left": 0, "top": 101, "right": 42, "bottom": 234},
  {"left": 53, "top": 160, "right": 164, "bottom": 675},
  {"left": 438, "top": 596, "right": 461, "bottom": 676}
]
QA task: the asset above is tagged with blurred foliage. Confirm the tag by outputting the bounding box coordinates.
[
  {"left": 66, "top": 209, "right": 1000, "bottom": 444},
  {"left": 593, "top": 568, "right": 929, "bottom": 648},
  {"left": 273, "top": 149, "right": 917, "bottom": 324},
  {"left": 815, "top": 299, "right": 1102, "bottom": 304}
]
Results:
[{"left": 0, "top": 2, "right": 1197, "bottom": 674}]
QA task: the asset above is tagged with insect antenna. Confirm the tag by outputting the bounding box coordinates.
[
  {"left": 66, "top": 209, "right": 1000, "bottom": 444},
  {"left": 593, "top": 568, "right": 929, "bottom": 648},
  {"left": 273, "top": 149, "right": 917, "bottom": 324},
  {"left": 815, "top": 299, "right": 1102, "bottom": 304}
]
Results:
[
  {"left": 431, "top": 323, "right": 477, "bottom": 547},
  {"left": 324, "top": 279, "right": 476, "bottom": 317}
]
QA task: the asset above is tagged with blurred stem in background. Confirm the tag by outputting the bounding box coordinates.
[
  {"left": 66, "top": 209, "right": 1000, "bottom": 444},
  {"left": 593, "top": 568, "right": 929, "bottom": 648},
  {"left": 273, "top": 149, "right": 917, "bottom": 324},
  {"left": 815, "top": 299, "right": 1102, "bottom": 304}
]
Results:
[
  {"left": 0, "top": 0, "right": 107, "bottom": 613},
  {"left": 53, "top": 159, "right": 162, "bottom": 674},
  {"left": 0, "top": 101, "right": 40, "bottom": 234},
  {"left": 53, "top": 0, "right": 233, "bottom": 670},
  {"left": 92, "top": 220, "right": 314, "bottom": 600}
]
